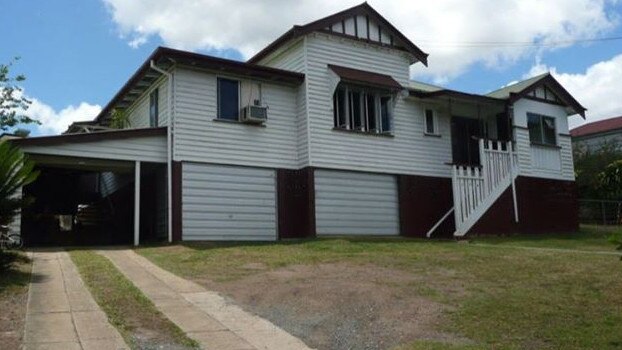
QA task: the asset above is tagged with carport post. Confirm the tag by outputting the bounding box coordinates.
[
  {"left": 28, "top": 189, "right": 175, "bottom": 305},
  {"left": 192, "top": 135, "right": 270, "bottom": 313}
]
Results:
[{"left": 134, "top": 161, "right": 141, "bottom": 246}]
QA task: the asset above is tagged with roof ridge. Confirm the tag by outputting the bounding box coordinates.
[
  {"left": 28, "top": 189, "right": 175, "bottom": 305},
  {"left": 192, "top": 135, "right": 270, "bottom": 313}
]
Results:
[{"left": 486, "top": 72, "right": 550, "bottom": 96}]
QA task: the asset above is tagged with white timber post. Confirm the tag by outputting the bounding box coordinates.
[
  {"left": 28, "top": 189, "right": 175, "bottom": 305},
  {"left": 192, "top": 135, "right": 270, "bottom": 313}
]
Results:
[
  {"left": 134, "top": 161, "right": 141, "bottom": 246},
  {"left": 510, "top": 141, "right": 519, "bottom": 223},
  {"left": 479, "top": 138, "right": 488, "bottom": 194}
]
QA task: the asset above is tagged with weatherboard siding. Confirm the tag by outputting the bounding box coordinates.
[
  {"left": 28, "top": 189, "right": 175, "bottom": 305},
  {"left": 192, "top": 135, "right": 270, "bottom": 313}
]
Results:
[
  {"left": 126, "top": 76, "right": 169, "bottom": 128},
  {"left": 259, "top": 39, "right": 310, "bottom": 168},
  {"left": 99, "top": 172, "right": 132, "bottom": 198},
  {"left": 172, "top": 66, "right": 299, "bottom": 169},
  {"left": 513, "top": 98, "right": 574, "bottom": 181},
  {"left": 8, "top": 188, "right": 21, "bottom": 236},
  {"left": 304, "top": 33, "right": 452, "bottom": 177},
  {"left": 20, "top": 135, "right": 167, "bottom": 163}
]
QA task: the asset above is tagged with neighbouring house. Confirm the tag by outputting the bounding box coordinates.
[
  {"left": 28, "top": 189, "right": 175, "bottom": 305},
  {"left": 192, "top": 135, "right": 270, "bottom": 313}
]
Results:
[
  {"left": 571, "top": 116, "right": 622, "bottom": 152},
  {"left": 9, "top": 3, "right": 586, "bottom": 246}
]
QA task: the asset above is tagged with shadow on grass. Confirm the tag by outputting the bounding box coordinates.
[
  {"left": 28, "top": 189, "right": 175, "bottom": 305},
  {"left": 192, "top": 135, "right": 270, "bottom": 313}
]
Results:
[
  {"left": 0, "top": 251, "right": 32, "bottom": 292},
  {"left": 134, "top": 235, "right": 459, "bottom": 253}
]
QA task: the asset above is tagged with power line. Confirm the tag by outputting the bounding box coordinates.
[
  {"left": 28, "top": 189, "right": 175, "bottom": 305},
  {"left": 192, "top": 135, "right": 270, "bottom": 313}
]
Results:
[{"left": 416, "top": 35, "right": 622, "bottom": 48}]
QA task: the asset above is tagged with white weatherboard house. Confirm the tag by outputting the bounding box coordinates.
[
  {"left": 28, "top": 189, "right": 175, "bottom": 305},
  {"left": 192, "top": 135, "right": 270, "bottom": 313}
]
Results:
[{"left": 11, "top": 3, "right": 585, "bottom": 246}]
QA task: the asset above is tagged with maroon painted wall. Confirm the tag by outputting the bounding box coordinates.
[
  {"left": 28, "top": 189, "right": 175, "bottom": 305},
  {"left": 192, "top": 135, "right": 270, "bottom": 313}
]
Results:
[
  {"left": 468, "top": 186, "right": 518, "bottom": 235},
  {"left": 277, "top": 167, "right": 316, "bottom": 239},
  {"left": 516, "top": 176, "right": 579, "bottom": 233},
  {"left": 467, "top": 176, "right": 579, "bottom": 235},
  {"left": 398, "top": 175, "right": 454, "bottom": 238}
]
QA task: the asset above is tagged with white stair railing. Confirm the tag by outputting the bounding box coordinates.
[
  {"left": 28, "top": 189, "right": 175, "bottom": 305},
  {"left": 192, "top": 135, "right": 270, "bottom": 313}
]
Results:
[{"left": 452, "top": 139, "right": 518, "bottom": 237}]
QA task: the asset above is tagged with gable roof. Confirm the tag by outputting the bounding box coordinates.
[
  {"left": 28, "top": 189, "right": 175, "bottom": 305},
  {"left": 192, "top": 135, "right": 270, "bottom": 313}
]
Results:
[
  {"left": 570, "top": 116, "right": 622, "bottom": 138},
  {"left": 247, "top": 2, "right": 428, "bottom": 65},
  {"left": 486, "top": 73, "right": 586, "bottom": 118},
  {"left": 94, "top": 47, "right": 305, "bottom": 125},
  {"left": 486, "top": 73, "right": 549, "bottom": 99}
]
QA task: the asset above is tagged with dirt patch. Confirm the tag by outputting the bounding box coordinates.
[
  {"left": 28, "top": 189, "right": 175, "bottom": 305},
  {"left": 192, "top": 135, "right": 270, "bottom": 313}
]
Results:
[
  {"left": 0, "top": 289, "right": 28, "bottom": 348},
  {"left": 206, "top": 263, "right": 468, "bottom": 350},
  {"left": 0, "top": 252, "right": 31, "bottom": 350}
]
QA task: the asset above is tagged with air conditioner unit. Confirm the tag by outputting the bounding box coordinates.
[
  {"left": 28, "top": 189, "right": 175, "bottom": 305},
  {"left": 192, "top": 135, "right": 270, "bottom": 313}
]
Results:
[{"left": 241, "top": 105, "right": 268, "bottom": 124}]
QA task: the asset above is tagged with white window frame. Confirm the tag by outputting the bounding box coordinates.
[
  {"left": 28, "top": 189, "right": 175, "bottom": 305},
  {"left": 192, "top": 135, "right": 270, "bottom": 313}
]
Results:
[
  {"left": 333, "top": 84, "right": 393, "bottom": 134},
  {"left": 423, "top": 108, "right": 439, "bottom": 136}
]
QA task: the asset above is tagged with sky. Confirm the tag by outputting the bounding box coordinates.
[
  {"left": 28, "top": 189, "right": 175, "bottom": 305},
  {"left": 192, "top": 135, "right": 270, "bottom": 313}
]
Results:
[{"left": 2, "top": 0, "right": 622, "bottom": 135}]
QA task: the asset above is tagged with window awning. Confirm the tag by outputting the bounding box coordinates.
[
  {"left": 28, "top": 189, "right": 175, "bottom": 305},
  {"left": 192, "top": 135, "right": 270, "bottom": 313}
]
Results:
[{"left": 328, "top": 64, "right": 403, "bottom": 91}]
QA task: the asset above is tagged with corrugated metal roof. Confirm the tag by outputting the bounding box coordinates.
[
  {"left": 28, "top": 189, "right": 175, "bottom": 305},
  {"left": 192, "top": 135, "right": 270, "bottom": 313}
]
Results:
[
  {"left": 408, "top": 80, "right": 443, "bottom": 92},
  {"left": 570, "top": 116, "right": 622, "bottom": 137},
  {"left": 329, "top": 64, "right": 402, "bottom": 90},
  {"left": 486, "top": 73, "right": 549, "bottom": 99}
]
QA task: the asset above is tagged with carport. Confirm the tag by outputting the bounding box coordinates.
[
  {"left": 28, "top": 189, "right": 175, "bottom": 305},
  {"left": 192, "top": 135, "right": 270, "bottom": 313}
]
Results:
[{"left": 11, "top": 128, "right": 168, "bottom": 246}]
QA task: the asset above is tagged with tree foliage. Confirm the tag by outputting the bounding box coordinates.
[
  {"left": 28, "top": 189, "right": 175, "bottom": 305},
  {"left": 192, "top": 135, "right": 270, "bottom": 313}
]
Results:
[
  {"left": 573, "top": 140, "right": 622, "bottom": 199},
  {"left": 0, "top": 57, "right": 39, "bottom": 131},
  {"left": 0, "top": 140, "right": 39, "bottom": 227},
  {"left": 109, "top": 108, "right": 130, "bottom": 129},
  {"left": 598, "top": 160, "right": 622, "bottom": 200}
]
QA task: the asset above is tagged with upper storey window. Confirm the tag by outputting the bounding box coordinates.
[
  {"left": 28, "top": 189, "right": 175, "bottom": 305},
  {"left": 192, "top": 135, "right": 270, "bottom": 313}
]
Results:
[
  {"left": 333, "top": 84, "right": 392, "bottom": 134},
  {"left": 424, "top": 109, "right": 439, "bottom": 135},
  {"left": 149, "top": 88, "right": 159, "bottom": 127},
  {"left": 217, "top": 78, "right": 240, "bottom": 121},
  {"left": 527, "top": 113, "right": 556, "bottom": 146}
]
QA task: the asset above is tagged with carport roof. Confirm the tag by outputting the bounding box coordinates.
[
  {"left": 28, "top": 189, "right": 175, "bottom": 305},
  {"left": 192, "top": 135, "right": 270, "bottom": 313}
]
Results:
[{"left": 10, "top": 127, "right": 166, "bottom": 147}]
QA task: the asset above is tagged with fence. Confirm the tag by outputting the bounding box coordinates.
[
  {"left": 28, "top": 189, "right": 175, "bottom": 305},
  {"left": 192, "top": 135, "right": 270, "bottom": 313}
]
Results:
[{"left": 578, "top": 199, "right": 622, "bottom": 225}]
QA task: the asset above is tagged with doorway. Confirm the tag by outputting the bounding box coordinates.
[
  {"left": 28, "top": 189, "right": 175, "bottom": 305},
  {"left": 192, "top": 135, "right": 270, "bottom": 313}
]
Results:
[{"left": 451, "top": 116, "right": 482, "bottom": 166}]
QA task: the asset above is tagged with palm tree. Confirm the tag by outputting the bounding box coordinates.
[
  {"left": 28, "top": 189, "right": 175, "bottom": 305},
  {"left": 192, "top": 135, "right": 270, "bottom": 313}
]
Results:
[{"left": 0, "top": 140, "right": 39, "bottom": 226}]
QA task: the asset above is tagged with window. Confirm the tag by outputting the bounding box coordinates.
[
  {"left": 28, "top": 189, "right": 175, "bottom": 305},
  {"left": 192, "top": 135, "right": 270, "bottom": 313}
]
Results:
[
  {"left": 424, "top": 109, "right": 438, "bottom": 135},
  {"left": 333, "top": 84, "right": 392, "bottom": 134},
  {"left": 149, "top": 88, "right": 158, "bottom": 127},
  {"left": 527, "top": 113, "right": 556, "bottom": 146},
  {"left": 217, "top": 78, "right": 240, "bottom": 120}
]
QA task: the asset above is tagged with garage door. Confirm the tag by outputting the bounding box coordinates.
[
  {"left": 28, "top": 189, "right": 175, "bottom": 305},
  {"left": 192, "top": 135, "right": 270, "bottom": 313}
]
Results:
[
  {"left": 182, "top": 163, "right": 277, "bottom": 241},
  {"left": 315, "top": 170, "right": 399, "bottom": 235}
]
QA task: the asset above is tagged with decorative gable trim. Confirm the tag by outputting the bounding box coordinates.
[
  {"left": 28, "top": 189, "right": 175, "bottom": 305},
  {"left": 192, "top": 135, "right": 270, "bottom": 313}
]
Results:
[
  {"left": 248, "top": 2, "right": 428, "bottom": 65},
  {"left": 509, "top": 74, "right": 586, "bottom": 118}
]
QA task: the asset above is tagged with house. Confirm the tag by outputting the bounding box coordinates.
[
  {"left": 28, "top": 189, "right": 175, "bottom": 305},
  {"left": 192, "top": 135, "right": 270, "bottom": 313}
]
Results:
[
  {"left": 10, "top": 3, "right": 585, "bottom": 246},
  {"left": 571, "top": 116, "right": 622, "bottom": 152}
]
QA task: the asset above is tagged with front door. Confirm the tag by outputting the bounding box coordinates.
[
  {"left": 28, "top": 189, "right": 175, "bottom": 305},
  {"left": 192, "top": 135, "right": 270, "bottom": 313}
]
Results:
[{"left": 451, "top": 116, "right": 481, "bottom": 166}]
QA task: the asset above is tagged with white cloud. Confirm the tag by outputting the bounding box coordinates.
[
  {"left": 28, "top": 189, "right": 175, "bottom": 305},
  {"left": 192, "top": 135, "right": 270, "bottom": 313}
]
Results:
[
  {"left": 26, "top": 98, "right": 101, "bottom": 135},
  {"left": 522, "top": 54, "right": 622, "bottom": 129},
  {"left": 103, "top": 0, "right": 618, "bottom": 82}
]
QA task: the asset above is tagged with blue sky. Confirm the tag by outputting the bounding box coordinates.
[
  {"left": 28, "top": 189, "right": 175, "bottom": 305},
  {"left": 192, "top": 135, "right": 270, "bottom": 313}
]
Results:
[{"left": 2, "top": 0, "right": 622, "bottom": 135}]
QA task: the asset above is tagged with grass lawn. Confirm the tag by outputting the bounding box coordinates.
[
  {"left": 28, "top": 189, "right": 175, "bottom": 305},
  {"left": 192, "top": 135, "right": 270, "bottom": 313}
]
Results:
[
  {"left": 69, "top": 250, "right": 199, "bottom": 349},
  {"left": 0, "top": 251, "right": 32, "bottom": 349},
  {"left": 137, "top": 226, "right": 622, "bottom": 350},
  {"left": 469, "top": 224, "right": 622, "bottom": 252}
]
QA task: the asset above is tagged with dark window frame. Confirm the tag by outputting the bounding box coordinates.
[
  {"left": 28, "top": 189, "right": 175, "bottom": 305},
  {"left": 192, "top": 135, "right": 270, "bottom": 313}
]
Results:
[
  {"left": 217, "top": 77, "right": 241, "bottom": 121},
  {"left": 149, "top": 88, "right": 159, "bottom": 127},
  {"left": 527, "top": 112, "right": 556, "bottom": 146},
  {"left": 424, "top": 108, "right": 439, "bottom": 135}
]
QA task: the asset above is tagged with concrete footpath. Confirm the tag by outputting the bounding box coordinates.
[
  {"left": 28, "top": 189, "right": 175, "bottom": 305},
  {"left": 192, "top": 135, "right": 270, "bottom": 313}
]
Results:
[
  {"left": 99, "top": 248, "right": 312, "bottom": 350},
  {"left": 23, "top": 250, "right": 126, "bottom": 350}
]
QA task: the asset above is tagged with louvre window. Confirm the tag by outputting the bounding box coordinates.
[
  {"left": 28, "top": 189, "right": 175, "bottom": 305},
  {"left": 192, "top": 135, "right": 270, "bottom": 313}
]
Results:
[{"left": 333, "top": 84, "right": 392, "bottom": 134}]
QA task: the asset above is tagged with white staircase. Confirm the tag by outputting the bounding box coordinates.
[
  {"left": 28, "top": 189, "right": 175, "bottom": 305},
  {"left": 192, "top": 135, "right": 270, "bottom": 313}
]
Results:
[{"left": 452, "top": 139, "right": 519, "bottom": 237}]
